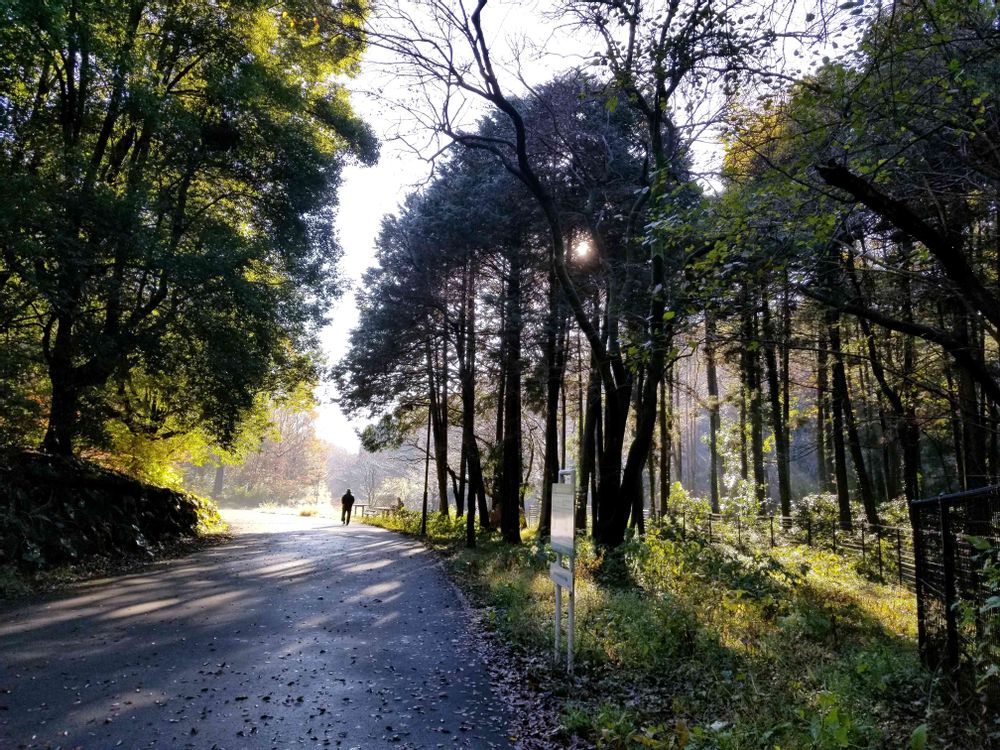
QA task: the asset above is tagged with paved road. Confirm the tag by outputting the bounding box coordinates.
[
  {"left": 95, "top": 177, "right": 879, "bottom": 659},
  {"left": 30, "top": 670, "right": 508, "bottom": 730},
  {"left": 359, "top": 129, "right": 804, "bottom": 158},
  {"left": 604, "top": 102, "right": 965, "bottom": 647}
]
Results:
[{"left": 0, "top": 510, "right": 511, "bottom": 749}]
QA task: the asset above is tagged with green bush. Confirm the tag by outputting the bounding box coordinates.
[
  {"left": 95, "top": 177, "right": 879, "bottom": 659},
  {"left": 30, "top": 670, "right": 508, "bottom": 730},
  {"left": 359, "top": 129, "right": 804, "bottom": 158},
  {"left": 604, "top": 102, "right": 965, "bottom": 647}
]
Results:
[{"left": 0, "top": 451, "right": 222, "bottom": 571}]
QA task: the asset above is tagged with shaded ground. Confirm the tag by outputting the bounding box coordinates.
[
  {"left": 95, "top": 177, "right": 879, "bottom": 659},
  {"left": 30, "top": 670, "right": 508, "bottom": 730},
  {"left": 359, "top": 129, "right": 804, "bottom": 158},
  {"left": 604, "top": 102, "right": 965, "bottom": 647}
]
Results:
[{"left": 0, "top": 509, "right": 511, "bottom": 749}]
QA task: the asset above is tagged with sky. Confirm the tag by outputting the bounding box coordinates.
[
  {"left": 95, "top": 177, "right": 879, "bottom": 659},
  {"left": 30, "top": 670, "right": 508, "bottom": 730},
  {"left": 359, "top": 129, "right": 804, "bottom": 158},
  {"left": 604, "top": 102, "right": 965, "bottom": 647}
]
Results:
[
  {"left": 313, "top": 2, "right": 574, "bottom": 453},
  {"left": 314, "top": 150, "right": 426, "bottom": 452}
]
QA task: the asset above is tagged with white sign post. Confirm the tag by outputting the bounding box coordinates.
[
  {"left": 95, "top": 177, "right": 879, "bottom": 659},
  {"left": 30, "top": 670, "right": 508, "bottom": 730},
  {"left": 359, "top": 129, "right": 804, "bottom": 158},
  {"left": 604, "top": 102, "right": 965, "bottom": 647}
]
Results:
[{"left": 550, "top": 468, "right": 576, "bottom": 673}]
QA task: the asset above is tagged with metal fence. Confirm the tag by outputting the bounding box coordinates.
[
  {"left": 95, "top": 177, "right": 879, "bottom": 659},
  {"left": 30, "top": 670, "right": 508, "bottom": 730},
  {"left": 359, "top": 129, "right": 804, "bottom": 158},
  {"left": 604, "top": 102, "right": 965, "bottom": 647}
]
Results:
[
  {"left": 526, "top": 500, "right": 917, "bottom": 586},
  {"left": 527, "top": 485, "right": 1000, "bottom": 691},
  {"left": 910, "top": 485, "right": 1000, "bottom": 684},
  {"left": 672, "top": 511, "right": 916, "bottom": 587}
]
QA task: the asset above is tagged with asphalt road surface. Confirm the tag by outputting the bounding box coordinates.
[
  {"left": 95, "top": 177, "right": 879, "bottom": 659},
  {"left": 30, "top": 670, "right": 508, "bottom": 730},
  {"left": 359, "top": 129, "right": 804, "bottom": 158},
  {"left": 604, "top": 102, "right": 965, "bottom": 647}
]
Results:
[{"left": 0, "top": 510, "right": 512, "bottom": 749}]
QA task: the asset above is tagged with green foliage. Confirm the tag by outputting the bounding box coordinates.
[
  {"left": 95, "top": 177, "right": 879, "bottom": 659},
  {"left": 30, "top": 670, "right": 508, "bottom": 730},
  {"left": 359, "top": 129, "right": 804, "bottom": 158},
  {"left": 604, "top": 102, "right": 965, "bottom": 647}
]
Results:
[
  {"left": 666, "top": 481, "right": 710, "bottom": 519},
  {"left": 362, "top": 509, "right": 468, "bottom": 547},
  {"left": 369, "top": 511, "right": 966, "bottom": 747},
  {"left": 959, "top": 536, "right": 1000, "bottom": 700},
  {"left": 0, "top": 0, "right": 374, "bottom": 457},
  {"left": 794, "top": 493, "right": 843, "bottom": 528},
  {"left": 807, "top": 692, "right": 865, "bottom": 749}
]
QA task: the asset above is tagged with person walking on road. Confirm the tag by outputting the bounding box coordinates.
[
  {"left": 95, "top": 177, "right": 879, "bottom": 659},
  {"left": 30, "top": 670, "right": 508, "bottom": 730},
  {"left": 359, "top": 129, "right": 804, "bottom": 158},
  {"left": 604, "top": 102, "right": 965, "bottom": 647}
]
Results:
[{"left": 341, "top": 488, "right": 356, "bottom": 525}]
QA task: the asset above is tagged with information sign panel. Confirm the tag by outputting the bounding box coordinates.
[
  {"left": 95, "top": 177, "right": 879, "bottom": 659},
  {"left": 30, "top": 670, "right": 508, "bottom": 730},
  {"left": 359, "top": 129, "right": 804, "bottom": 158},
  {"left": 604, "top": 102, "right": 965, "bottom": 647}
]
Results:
[
  {"left": 551, "top": 484, "right": 575, "bottom": 555},
  {"left": 549, "top": 561, "right": 573, "bottom": 588}
]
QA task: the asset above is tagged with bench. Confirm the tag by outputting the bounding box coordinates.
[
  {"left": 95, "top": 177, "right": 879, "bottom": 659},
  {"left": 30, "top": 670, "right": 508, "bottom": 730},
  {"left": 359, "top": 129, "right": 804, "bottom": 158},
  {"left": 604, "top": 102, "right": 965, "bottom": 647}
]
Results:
[{"left": 364, "top": 504, "right": 404, "bottom": 517}]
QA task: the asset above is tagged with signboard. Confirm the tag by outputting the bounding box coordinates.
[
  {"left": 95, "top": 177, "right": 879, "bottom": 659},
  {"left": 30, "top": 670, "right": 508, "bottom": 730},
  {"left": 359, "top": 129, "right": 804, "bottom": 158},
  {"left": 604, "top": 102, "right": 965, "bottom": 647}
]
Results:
[
  {"left": 551, "top": 484, "right": 575, "bottom": 555},
  {"left": 551, "top": 470, "right": 576, "bottom": 674},
  {"left": 549, "top": 561, "right": 573, "bottom": 589}
]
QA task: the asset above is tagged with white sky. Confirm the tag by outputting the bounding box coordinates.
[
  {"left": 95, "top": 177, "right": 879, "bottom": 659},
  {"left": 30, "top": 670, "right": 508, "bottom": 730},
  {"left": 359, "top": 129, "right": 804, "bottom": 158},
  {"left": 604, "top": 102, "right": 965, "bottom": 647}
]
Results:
[
  {"left": 315, "top": 147, "right": 428, "bottom": 452},
  {"left": 314, "top": 2, "right": 574, "bottom": 453}
]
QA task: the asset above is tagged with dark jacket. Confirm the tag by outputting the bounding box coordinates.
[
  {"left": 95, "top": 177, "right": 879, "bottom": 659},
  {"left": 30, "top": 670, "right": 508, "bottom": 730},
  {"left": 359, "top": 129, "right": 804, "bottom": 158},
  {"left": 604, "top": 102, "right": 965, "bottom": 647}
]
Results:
[{"left": 341, "top": 491, "right": 355, "bottom": 506}]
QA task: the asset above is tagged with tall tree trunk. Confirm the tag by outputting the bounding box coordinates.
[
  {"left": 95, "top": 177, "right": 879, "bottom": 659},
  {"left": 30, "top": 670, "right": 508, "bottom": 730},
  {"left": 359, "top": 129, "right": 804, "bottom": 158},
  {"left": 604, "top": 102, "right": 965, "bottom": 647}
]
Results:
[
  {"left": 954, "top": 302, "right": 989, "bottom": 490},
  {"left": 647, "top": 428, "right": 656, "bottom": 523},
  {"left": 846, "top": 250, "right": 909, "bottom": 505},
  {"left": 576, "top": 357, "right": 600, "bottom": 530},
  {"left": 827, "top": 311, "right": 854, "bottom": 529},
  {"left": 42, "top": 313, "right": 81, "bottom": 456},
  {"left": 574, "top": 327, "right": 586, "bottom": 531},
  {"left": 705, "top": 314, "right": 721, "bottom": 513},
  {"left": 892, "top": 244, "right": 925, "bottom": 502},
  {"left": 840, "top": 361, "right": 878, "bottom": 525},
  {"left": 437, "top": 340, "right": 450, "bottom": 516},
  {"left": 762, "top": 296, "right": 791, "bottom": 517},
  {"left": 500, "top": 248, "right": 523, "bottom": 544},
  {"left": 456, "top": 448, "right": 467, "bottom": 517},
  {"left": 211, "top": 465, "right": 225, "bottom": 500},
  {"left": 593, "top": 388, "right": 629, "bottom": 544},
  {"left": 945, "top": 368, "right": 966, "bottom": 490},
  {"left": 658, "top": 370, "right": 670, "bottom": 516},
  {"left": 540, "top": 271, "right": 566, "bottom": 537},
  {"left": 561, "top": 351, "right": 568, "bottom": 470},
  {"left": 452, "top": 284, "right": 471, "bottom": 516},
  {"left": 494, "top": 271, "right": 506, "bottom": 508},
  {"left": 738, "top": 377, "right": 748, "bottom": 482},
  {"left": 428, "top": 338, "right": 450, "bottom": 517},
  {"left": 629, "top": 368, "right": 646, "bottom": 531},
  {"left": 817, "top": 332, "right": 832, "bottom": 492},
  {"left": 457, "top": 261, "right": 487, "bottom": 540},
  {"left": 673, "top": 364, "right": 682, "bottom": 487},
  {"left": 617, "top": 260, "right": 669, "bottom": 543},
  {"left": 743, "top": 305, "right": 767, "bottom": 512}
]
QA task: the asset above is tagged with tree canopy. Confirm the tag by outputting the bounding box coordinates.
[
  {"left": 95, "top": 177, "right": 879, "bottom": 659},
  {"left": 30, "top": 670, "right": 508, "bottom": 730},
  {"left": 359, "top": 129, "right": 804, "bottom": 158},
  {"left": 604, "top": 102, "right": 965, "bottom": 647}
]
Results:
[{"left": 0, "top": 0, "right": 376, "bottom": 464}]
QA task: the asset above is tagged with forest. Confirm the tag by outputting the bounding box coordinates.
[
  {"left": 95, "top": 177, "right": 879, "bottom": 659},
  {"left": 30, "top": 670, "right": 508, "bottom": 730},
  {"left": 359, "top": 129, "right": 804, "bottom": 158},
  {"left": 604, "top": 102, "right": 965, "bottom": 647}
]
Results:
[
  {"left": 3, "top": 1, "right": 996, "bottom": 543},
  {"left": 2, "top": 0, "right": 1000, "bottom": 746},
  {"left": 337, "top": 0, "right": 1000, "bottom": 553}
]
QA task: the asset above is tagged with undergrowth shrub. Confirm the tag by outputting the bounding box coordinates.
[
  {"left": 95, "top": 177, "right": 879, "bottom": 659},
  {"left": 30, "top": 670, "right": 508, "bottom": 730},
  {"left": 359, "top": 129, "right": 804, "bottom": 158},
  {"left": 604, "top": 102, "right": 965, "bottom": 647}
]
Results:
[
  {"left": 364, "top": 502, "right": 950, "bottom": 748},
  {"left": 665, "top": 481, "right": 710, "bottom": 520},
  {"left": 0, "top": 451, "right": 222, "bottom": 572}
]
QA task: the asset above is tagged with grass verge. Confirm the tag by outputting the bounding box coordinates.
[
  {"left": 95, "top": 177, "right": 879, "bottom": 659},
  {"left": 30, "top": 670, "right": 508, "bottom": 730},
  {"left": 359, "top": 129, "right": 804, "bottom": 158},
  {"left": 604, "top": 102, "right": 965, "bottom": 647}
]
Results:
[{"left": 363, "top": 510, "right": 994, "bottom": 749}]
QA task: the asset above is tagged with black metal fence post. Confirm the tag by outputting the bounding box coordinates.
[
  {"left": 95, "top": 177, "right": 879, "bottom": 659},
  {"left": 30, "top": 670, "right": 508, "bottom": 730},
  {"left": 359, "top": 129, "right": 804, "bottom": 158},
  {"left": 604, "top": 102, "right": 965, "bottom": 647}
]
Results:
[
  {"left": 910, "top": 499, "right": 929, "bottom": 665},
  {"left": 938, "top": 500, "right": 961, "bottom": 671}
]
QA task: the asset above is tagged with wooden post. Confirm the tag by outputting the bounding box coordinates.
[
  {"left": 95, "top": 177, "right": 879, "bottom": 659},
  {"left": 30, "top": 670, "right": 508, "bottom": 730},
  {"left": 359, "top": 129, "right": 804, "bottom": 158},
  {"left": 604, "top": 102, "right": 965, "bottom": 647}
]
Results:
[
  {"left": 896, "top": 528, "right": 904, "bottom": 586},
  {"left": 877, "top": 527, "right": 884, "bottom": 579},
  {"left": 554, "top": 551, "right": 562, "bottom": 660}
]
